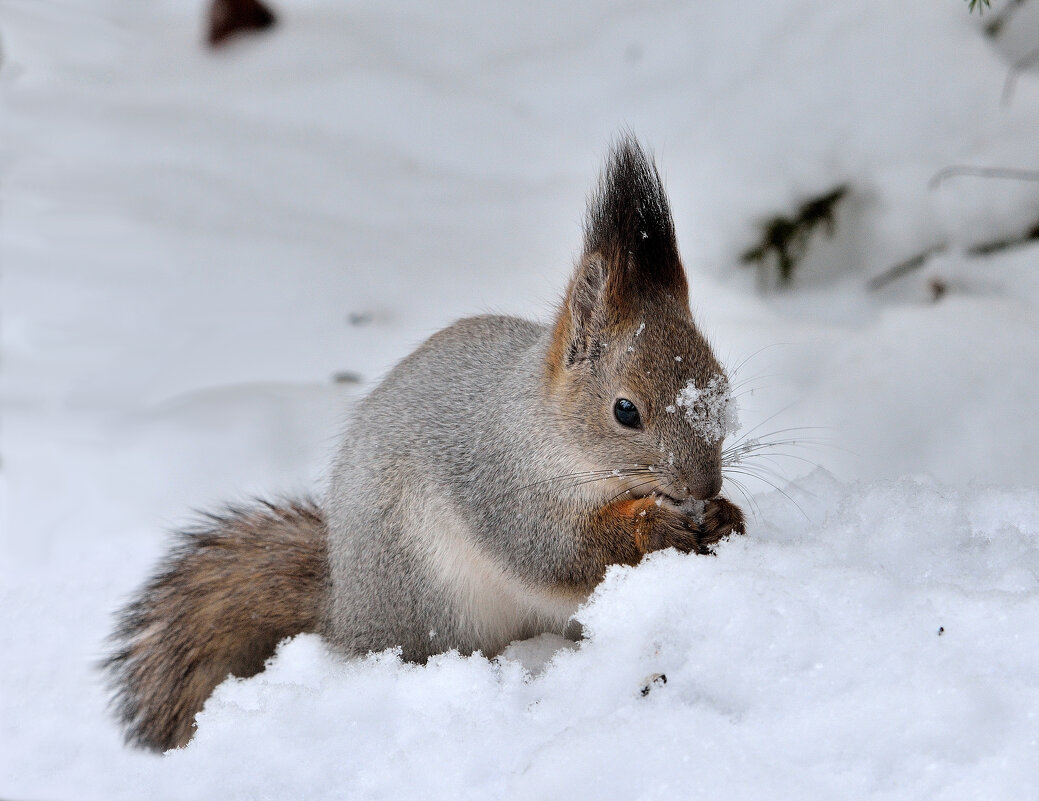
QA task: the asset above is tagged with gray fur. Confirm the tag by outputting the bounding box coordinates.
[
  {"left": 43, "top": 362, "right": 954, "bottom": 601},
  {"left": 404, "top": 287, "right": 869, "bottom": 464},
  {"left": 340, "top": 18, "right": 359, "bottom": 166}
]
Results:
[{"left": 324, "top": 316, "right": 584, "bottom": 660}]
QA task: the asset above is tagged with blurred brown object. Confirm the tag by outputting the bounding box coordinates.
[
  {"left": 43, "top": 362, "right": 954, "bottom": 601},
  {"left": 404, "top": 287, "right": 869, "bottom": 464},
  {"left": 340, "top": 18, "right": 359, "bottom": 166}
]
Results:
[{"left": 208, "top": 0, "right": 278, "bottom": 47}]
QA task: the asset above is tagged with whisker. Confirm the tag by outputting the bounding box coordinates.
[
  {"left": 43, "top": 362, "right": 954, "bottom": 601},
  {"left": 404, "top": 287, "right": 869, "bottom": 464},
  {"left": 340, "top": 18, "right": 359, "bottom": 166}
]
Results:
[
  {"left": 730, "top": 451, "right": 823, "bottom": 472},
  {"left": 728, "top": 373, "right": 780, "bottom": 396},
  {"left": 725, "top": 425, "right": 833, "bottom": 451},
  {"left": 550, "top": 471, "right": 659, "bottom": 494},
  {"left": 723, "top": 431, "right": 837, "bottom": 457},
  {"left": 722, "top": 475, "right": 760, "bottom": 520},
  {"left": 519, "top": 467, "right": 654, "bottom": 492},
  {"left": 726, "top": 343, "right": 788, "bottom": 380},
  {"left": 724, "top": 460, "right": 817, "bottom": 500},
  {"left": 604, "top": 477, "right": 661, "bottom": 505},
  {"left": 725, "top": 440, "right": 846, "bottom": 463},
  {"left": 723, "top": 468, "right": 809, "bottom": 521},
  {"left": 723, "top": 404, "right": 807, "bottom": 451},
  {"left": 735, "top": 448, "right": 830, "bottom": 463}
]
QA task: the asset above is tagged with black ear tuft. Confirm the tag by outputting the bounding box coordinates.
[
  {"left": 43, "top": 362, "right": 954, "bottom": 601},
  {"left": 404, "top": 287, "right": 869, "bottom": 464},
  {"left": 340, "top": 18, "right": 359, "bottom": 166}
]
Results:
[{"left": 583, "top": 135, "right": 687, "bottom": 302}]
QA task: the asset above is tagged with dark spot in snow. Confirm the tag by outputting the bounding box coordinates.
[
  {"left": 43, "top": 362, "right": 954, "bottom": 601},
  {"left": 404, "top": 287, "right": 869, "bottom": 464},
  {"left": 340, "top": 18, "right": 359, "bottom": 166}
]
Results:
[
  {"left": 207, "top": 0, "right": 277, "bottom": 47},
  {"left": 332, "top": 371, "right": 362, "bottom": 385}
]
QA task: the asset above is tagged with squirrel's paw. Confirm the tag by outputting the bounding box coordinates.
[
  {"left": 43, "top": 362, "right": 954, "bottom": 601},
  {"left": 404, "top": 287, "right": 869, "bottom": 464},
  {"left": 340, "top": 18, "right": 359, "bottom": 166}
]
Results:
[
  {"left": 636, "top": 496, "right": 744, "bottom": 556},
  {"left": 695, "top": 497, "right": 745, "bottom": 551}
]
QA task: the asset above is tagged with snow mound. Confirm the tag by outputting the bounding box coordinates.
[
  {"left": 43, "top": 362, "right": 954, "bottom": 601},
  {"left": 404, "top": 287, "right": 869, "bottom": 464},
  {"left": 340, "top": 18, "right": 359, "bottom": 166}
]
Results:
[{"left": 136, "top": 472, "right": 1039, "bottom": 800}]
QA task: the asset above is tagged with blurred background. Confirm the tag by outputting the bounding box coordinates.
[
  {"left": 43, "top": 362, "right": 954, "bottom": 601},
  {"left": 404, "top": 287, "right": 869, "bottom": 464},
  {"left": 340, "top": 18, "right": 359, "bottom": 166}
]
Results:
[{"left": 2, "top": 0, "right": 1039, "bottom": 795}]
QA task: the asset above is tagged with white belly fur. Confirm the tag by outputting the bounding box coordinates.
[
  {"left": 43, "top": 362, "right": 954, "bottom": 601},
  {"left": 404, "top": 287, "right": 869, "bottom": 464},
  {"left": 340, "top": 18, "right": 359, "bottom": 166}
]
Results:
[{"left": 405, "top": 496, "right": 580, "bottom": 655}]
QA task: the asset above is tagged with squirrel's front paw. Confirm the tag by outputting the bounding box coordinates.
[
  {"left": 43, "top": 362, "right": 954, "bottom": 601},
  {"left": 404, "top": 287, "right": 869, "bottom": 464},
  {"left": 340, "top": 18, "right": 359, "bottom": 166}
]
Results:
[
  {"left": 614, "top": 495, "right": 745, "bottom": 559},
  {"left": 630, "top": 499, "right": 705, "bottom": 556},
  {"left": 695, "top": 497, "right": 745, "bottom": 550},
  {"left": 637, "top": 496, "right": 744, "bottom": 556}
]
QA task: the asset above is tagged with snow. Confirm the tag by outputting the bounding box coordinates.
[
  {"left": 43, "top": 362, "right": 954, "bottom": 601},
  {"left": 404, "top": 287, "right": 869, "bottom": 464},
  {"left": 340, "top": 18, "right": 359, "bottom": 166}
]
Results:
[
  {"left": 50, "top": 473, "right": 1039, "bottom": 800},
  {"left": 3, "top": 0, "right": 1039, "bottom": 798},
  {"left": 676, "top": 497, "right": 705, "bottom": 524},
  {"left": 673, "top": 375, "right": 741, "bottom": 443}
]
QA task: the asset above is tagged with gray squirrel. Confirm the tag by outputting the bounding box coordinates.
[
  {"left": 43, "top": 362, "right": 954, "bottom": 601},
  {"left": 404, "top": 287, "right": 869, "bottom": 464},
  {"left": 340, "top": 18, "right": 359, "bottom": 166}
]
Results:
[{"left": 105, "top": 136, "right": 745, "bottom": 751}]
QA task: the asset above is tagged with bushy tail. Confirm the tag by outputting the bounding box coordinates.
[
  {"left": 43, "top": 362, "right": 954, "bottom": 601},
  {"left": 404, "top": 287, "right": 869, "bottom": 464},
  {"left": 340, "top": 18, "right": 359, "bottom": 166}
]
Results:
[{"left": 104, "top": 499, "right": 328, "bottom": 751}]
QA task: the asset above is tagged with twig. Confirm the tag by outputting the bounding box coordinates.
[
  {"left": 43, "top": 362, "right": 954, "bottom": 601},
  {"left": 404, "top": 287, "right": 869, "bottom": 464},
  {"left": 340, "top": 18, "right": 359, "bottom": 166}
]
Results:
[
  {"left": 985, "top": 0, "right": 1029, "bottom": 37},
  {"left": 1002, "top": 47, "right": 1039, "bottom": 106},
  {"left": 740, "top": 185, "right": 849, "bottom": 286},
  {"left": 929, "top": 166, "right": 1039, "bottom": 189},
  {"left": 869, "top": 218, "right": 1039, "bottom": 291},
  {"left": 966, "top": 219, "right": 1039, "bottom": 255},
  {"left": 868, "top": 246, "right": 946, "bottom": 291}
]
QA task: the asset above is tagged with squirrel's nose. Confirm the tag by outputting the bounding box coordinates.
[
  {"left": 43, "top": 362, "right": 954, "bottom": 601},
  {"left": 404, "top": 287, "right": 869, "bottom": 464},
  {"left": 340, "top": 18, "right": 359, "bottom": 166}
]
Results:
[{"left": 684, "top": 473, "right": 722, "bottom": 501}]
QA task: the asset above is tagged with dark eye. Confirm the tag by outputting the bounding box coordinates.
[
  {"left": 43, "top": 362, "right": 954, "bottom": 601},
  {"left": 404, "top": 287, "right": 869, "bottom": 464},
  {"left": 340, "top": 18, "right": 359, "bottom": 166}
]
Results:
[{"left": 613, "top": 398, "right": 642, "bottom": 429}]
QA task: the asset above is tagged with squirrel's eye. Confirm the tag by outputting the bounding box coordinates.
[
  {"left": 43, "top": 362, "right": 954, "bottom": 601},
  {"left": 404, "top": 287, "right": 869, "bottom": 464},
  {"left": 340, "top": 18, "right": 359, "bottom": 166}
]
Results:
[{"left": 613, "top": 398, "right": 642, "bottom": 429}]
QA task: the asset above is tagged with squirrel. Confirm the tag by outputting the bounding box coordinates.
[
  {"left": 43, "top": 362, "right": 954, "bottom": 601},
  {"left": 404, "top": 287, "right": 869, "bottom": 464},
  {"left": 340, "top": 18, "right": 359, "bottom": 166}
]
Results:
[{"left": 104, "top": 136, "right": 746, "bottom": 752}]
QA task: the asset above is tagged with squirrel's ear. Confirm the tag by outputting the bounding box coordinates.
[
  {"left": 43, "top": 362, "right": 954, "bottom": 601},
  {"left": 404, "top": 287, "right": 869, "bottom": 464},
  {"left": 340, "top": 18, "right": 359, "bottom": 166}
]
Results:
[
  {"left": 548, "top": 137, "right": 691, "bottom": 377},
  {"left": 567, "top": 253, "right": 609, "bottom": 334},
  {"left": 546, "top": 253, "right": 611, "bottom": 373},
  {"left": 582, "top": 136, "right": 689, "bottom": 309},
  {"left": 560, "top": 253, "right": 609, "bottom": 364}
]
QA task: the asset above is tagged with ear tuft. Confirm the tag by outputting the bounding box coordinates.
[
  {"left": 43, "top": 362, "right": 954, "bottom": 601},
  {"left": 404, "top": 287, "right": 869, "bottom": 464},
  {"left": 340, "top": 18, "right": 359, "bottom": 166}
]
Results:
[
  {"left": 549, "top": 136, "right": 690, "bottom": 380},
  {"left": 583, "top": 135, "right": 687, "bottom": 302}
]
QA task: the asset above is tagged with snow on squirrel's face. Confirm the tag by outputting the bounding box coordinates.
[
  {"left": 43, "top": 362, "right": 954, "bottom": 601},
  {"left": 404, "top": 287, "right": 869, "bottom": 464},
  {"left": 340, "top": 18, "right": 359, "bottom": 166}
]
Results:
[{"left": 556, "top": 295, "right": 738, "bottom": 505}]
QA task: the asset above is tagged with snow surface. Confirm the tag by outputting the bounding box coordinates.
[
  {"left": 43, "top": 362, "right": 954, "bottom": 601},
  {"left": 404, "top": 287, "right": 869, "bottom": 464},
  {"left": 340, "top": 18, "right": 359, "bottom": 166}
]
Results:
[{"left": 3, "top": 0, "right": 1039, "bottom": 798}]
